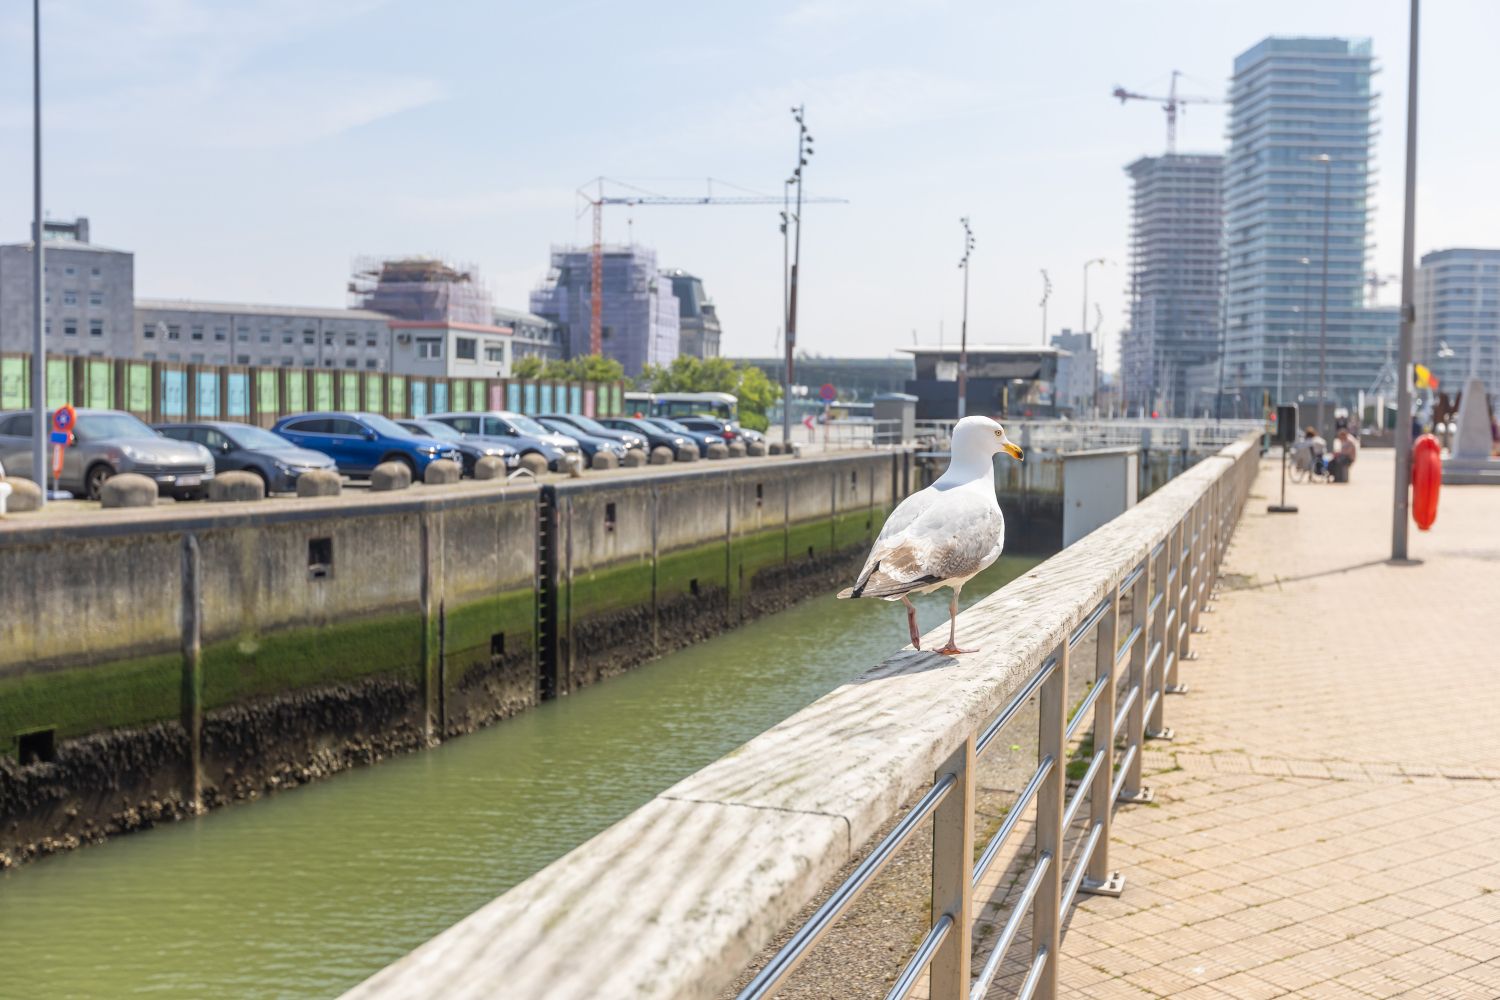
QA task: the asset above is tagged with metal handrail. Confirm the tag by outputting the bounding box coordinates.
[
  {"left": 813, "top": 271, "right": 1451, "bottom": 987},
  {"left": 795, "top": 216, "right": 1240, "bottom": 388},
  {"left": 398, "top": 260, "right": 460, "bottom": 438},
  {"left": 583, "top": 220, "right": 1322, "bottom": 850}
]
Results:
[
  {"left": 1015, "top": 947, "right": 1050, "bottom": 1000},
  {"left": 884, "top": 912, "right": 952, "bottom": 1000},
  {"left": 1063, "top": 754, "right": 1105, "bottom": 830},
  {"left": 976, "top": 658, "right": 1057, "bottom": 756},
  {"left": 1061, "top": 822, "right": 1106, "bottom": 913},
  {"left": 973, "top": 757, "right": 1053, "bottom": 889},
  {"left": 969, "top": 853, "right": 1052, "bottom": 999}
]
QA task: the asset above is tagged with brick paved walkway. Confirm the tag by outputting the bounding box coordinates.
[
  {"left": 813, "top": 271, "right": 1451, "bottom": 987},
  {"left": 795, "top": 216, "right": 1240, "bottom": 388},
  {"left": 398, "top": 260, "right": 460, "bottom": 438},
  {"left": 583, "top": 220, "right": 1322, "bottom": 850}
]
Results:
[{"left": 1055, "top": 449, "right": 1500, "bottom": 999}]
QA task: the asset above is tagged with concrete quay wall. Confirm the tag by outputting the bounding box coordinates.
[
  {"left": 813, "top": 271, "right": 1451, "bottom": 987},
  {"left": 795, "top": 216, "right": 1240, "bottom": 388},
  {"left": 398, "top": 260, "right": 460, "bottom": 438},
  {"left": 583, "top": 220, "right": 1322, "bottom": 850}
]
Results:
[{"left": 0, "top": 451, "right": 910, "bottom": 866}]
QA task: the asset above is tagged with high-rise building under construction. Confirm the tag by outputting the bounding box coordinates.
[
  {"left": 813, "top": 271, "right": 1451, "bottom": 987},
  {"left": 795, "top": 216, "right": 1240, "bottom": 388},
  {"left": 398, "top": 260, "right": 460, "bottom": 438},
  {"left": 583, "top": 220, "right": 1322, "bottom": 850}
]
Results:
[
  {"left": 529, "top": 245, "right": 679, "bottom": 376},
  {"left": 1120, "top": 154, "right": 1225, "bottom": 417}
]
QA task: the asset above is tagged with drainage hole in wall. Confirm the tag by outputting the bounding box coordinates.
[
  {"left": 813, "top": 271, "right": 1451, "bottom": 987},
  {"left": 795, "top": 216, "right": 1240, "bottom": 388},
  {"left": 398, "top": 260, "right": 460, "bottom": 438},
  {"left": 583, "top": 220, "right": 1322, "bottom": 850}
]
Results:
[
  {"left": 491, "top": 632, "right": 506, "bottom": 659},
  {"left": 605, "top": 502, "right": 617, "bottom": 532},
  {"left": 807, "top": 546, "right": 815, "bottom": 560},
  {"left": 18, "top": 728, "right": 56, "bottom": 765},
  {"left": 689, "top": 578, "right": 700, "bottom": 597},
  {"left": 755, "top": 483, "right": 763, "bottom": 508},
  {"left": 308, "top": 537, "right": 334, "bottom": 579}
]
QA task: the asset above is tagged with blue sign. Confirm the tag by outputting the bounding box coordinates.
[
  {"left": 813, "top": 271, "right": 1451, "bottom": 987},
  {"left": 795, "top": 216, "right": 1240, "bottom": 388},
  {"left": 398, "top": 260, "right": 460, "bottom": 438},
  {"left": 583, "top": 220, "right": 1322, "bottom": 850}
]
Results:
[{"left": 50, "top": 430, "right": 69, "bottom": 445}]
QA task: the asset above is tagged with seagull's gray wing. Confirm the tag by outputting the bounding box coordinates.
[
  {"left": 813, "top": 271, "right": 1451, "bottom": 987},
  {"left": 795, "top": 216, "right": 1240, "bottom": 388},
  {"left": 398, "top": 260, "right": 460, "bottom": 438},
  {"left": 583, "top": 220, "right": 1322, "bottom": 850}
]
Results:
[{"left": 839, "top": 486, "right": 1002, "bottom": 600}]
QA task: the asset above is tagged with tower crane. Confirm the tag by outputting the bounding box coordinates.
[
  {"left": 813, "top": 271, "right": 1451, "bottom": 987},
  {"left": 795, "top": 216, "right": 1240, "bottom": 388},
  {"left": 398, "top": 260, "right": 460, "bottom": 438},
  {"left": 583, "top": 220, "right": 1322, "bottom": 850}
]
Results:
[
  {"left": 1112, "top": 70, "right": 1225, "bottom": 153},
  {"left": 578, "top": 178, "right": 847, "bottom": 356}
]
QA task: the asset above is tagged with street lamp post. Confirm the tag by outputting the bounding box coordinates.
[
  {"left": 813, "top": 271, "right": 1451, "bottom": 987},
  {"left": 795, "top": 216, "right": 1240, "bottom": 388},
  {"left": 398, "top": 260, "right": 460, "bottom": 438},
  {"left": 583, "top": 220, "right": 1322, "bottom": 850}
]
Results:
[
  {"left": 957, "top": 217, "right": 974, "bottom": 419},
  {"left": 1039, "top": 269, "right": 1052, "bottom": 346},
  {"left": 1314, "top": 154, "right": 1332, "bottom": 435},
  {"left": 1392, "top": 0, "right": 1420, "bottom": 561},
  {"left": 29, "top": 0, "right": 46, "bottom": 505},
  {"left": 1083, "top": 257, "right": 1106, "bottom": 416},
  {"left": 783, "top": 106, "right": 813, "bottom": 445}
]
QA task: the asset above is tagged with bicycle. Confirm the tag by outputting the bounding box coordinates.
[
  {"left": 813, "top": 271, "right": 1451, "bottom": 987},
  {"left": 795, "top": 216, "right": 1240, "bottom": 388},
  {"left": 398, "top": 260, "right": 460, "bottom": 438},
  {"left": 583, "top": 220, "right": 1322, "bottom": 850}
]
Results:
[{"left": 1288, "top": 446, "right": 1331, "bottom": 483}]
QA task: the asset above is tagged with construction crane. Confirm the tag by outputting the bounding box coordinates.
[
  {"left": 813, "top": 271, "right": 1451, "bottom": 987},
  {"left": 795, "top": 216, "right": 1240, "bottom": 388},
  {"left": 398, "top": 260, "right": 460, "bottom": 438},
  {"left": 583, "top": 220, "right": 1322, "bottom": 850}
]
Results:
[
  {"left": 1112, "top": 70, "right": 1225, "bottom": 153},
  {"left": 577, "top": 178, "right": 847, "bottom": 356}
]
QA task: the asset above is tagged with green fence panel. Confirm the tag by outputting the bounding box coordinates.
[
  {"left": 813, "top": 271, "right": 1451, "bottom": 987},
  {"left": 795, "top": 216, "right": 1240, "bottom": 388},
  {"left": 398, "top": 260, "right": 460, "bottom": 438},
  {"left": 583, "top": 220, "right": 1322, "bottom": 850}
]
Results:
[
  {"left": 365, "top": 376, "right": 383, "bottom": 414},
  {"left": 286, "top": 371, "right": 306, "bottom": 414},
  {"left": 85, "top": 360, "right": 113, "bottom": 409},
  {"left": 313, "top": 372, "right": 333, "bottom": 411},
  {"left": 125, "top": 363, "right": 151, "bottom": 414},
  {"left": 2, "top": 357, "right": 29, "bottom": 409},
  {"left": 46, "top": 359, "right": 69, "bottom": 408},
  {"left": 227, "top": 373, "right": 250, "bottom": 418},
  {"left": 256, "top": 370, "right": 278, "bottom": 418},
  {"left": 389, "top": 376, "right": 406, "bottom": 417}
]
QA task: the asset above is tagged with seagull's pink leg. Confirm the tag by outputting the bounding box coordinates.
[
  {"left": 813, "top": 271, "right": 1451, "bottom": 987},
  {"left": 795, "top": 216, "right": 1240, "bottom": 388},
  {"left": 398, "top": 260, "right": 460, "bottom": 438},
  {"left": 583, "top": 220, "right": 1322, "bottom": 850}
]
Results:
[
  {"left": 902, "top": 595, "right": 921, "bottom": 650},
  {"left": 935, "top": 588, "right": 977, "bottom": 656}
]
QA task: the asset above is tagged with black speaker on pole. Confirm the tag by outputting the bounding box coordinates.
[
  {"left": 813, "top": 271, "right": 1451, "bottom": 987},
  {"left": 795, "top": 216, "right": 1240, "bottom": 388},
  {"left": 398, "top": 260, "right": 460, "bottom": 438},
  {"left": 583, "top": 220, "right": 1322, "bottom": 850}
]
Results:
[
  {"left": 1275, "top": 404, "right": 1298, "bottom": 445},
  {"left": 1269, "top": 403, "right": 1299, "bottom": 513}
]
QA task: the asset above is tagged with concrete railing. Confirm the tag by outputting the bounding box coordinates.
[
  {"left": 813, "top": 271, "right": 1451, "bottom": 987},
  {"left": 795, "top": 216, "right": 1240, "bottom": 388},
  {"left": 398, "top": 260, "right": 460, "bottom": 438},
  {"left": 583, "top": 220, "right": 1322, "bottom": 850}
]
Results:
[{"left": 343, "top": 435, "right": 1261, "bottom": 1000}]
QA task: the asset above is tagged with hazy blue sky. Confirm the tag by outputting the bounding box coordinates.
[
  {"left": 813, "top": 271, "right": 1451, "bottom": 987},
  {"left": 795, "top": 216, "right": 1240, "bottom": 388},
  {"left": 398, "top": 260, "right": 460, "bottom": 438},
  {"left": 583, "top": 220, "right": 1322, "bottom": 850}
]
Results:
[{"left": 0, "top": 0, "right": 1494, "bottom": 366}]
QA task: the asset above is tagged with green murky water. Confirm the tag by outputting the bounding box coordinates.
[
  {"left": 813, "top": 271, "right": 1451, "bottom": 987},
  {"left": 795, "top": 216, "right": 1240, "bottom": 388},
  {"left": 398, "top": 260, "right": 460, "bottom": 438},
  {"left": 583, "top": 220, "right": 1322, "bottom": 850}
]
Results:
[{"left": 0, "top": 555, "right": 1039, "bottom": 1000}]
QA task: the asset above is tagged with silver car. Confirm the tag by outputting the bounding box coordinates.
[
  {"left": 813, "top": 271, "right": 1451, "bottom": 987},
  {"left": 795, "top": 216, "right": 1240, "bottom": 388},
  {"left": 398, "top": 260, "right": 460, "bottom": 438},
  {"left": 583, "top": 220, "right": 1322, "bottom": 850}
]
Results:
[{"left": 0, "top": 408, "right": 215, "bottom": 500}]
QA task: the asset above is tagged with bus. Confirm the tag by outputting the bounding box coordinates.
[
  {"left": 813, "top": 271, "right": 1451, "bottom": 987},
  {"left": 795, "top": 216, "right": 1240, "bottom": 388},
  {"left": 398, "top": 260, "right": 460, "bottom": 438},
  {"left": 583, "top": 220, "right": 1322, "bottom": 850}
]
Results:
[{"left": 623, "top": 391, "right": 738, "bottom": 422}]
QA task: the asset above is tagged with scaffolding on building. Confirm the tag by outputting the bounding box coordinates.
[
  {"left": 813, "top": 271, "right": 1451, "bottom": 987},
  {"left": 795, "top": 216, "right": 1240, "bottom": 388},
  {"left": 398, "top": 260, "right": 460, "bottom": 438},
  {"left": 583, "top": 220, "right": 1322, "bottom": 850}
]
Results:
[{"left": 349, "top": 256, "right": 492, "bottom": 325}]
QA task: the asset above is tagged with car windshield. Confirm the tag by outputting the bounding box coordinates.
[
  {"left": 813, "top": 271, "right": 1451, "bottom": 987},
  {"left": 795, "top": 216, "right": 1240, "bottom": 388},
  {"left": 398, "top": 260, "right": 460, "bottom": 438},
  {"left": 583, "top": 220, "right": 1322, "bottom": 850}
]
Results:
[
  {"left": 410, "top": 420, "right": 463, "bottom": 442},
  {"left": 567, "top": 414, "right": 612, "bottom": 435},
  {"left": 360, "top": 414, "right": 413, "bottom": 438},
  {"left": 507, "top": 414, "right": 550, "bottom": 435},
  {"left": 225, "top": 425, "right": 293, "bottom": 449},
  {"left": 75, "top": 413, "right": 158, "bottom": 441},
  {"left": 650, "top": 417, "right": 691, "bottom": 433}
]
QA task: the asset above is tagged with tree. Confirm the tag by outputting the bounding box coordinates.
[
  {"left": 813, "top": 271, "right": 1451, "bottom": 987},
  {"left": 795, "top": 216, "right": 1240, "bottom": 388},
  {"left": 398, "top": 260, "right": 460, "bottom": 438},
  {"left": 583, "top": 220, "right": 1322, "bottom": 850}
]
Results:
[
  {"left": 636, "top": 356, "right": 782, "bottom": 431},
  {"left": 510, "top": 355, "right": 544, "bottom": 379}
]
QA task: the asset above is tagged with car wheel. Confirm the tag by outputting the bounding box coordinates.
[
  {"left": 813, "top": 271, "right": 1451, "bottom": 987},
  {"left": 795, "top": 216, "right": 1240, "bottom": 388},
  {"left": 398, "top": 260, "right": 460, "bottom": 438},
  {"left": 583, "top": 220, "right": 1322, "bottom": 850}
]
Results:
[{"left": 85, "top": 463, "right": 114, "bottom": 501}]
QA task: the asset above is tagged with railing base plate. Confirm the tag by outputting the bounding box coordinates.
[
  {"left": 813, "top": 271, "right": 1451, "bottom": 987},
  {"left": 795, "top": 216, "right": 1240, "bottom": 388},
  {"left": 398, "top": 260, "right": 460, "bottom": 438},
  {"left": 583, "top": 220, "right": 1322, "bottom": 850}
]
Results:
[
  {"left": 1166, "top": 684, "right": 1189, "bottom": 695},
  {"left": 1147, "top": 727, "right": 1175, "bottom": 741},
  {"left": 1079, "top": 872, "right": 1126, "bottom": 898},
  {"left": 1118, "top": 787, "right": 1154, "bottom": 804}
]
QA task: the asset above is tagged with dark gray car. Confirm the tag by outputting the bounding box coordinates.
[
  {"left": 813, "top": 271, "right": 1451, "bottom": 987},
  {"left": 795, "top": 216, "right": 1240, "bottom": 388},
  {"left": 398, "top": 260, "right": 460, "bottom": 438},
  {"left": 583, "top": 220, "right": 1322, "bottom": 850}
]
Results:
[
  {"left": 155, "top": 420, "right": 337, "bottom": 493},
  {"left": 0, "top": 408, "right": 214, "bottom": 500}
]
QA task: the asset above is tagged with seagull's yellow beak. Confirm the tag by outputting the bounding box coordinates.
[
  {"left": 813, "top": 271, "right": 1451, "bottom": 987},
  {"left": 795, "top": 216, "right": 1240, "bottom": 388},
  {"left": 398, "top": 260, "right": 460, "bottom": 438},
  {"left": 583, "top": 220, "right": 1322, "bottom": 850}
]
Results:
[{"left": 996, "top": 431, "right": 1023, "bottom": 461}]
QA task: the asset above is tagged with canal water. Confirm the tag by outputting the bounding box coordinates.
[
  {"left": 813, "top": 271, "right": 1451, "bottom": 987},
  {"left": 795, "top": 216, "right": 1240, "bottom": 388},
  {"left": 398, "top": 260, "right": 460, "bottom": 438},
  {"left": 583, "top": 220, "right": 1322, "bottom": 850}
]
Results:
[{"left": 0, "top": 555, "right": 1040, "bottom": 1000}]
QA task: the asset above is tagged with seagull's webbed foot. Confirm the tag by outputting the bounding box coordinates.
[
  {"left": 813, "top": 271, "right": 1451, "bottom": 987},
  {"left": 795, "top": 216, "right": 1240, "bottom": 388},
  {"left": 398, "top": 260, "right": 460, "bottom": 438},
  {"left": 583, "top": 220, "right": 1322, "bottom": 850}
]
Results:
[{"left": 933, "top": 643, "right": 979, "bottom": 656}]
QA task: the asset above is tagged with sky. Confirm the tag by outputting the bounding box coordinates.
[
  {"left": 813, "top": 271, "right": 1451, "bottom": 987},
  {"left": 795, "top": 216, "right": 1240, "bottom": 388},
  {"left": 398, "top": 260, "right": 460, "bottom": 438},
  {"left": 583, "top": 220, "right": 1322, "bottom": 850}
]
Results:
[{"left": 0, "top": 0, "right": 1495, "bottom": 369}]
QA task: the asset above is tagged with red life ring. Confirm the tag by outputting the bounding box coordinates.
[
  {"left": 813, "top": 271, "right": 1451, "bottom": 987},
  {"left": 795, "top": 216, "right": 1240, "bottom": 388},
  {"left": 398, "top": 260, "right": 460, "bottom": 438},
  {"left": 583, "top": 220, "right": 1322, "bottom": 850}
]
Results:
[{"left": 1411, "top": 434, "right": 1441, "bottom": 531}]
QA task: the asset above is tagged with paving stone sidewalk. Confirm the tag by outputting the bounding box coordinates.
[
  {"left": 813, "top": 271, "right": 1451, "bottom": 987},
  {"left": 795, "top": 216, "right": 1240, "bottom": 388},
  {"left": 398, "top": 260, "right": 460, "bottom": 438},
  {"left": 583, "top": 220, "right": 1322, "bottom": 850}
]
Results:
[{"left": 1053, "top": 449, "right": 1500, "bottom": 999}]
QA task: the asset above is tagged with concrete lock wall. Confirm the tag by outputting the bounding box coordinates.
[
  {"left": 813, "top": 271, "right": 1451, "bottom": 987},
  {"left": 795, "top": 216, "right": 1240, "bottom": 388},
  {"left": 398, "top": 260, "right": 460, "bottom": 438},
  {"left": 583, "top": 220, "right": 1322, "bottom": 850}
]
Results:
[{"left": 0, "top": 451, "right": 908, "bottom": 865}]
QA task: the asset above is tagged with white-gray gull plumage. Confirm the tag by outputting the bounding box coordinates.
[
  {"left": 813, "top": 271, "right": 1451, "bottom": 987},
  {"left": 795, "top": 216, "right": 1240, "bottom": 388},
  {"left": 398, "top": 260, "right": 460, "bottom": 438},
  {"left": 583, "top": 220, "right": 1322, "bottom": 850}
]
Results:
[{"left": 838, "top": 415, "right": 1023, "bottom": 654}]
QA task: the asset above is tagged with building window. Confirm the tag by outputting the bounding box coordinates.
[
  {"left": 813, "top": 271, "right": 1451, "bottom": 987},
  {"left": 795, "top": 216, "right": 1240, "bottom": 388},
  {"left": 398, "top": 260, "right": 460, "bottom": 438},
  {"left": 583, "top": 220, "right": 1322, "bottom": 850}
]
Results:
[
  {"left": 325, "top": 358, "right": 337, "bottom": 367},
  {"left": 303, "top": 329, "right": 315, "bottom": 345},
  {"left": 324, "top": 334, "right": 335, "bottom": 347},
  {"left": 416, "top": 337, "right": 442, "bottom": 359},
  {"left": 237, "top": 327, "right": 249, "bottom": 341},
  {"left": 143, "top": 351, "right": 157, "bottom": 361},
  {"left": 214, "top": 326, "right": 227, "bottom": 341},
  {"left": 64, "top": 320, "right": 77, "bottom": 337},
  {"left": 259, "top": 331, "right": 271, "bottom": 343},
  {"left": 143, "top": 324, "right": 156, "bottom": 340},
  {"left": 281, "top": 356, "right": 294, "bottom": 366},
  {"left": 64, "top": 266, "right": 75, "bottom": 276},
  {"left": 344, "top": 359, "right": 357, "bottom": 369},
  {"left": 366, "top": 333, "right": 378, "bottom": 348},
  {"left": 345, "top": 333, "right": 356, "bottom": 347},
  {"left": 303, "top": 359, "right": 315, "bottom": 368},
  {"left": 167, "top": 353, "right": 181, "bottom": 362},
  {"left": 189, "top": 353, "right": 205, "bottom": 364},
  {"left": 236, "top": 354, "right": 250, "bottom": 365},
  {"left": 90, "top": 266, "right": 100, "bottom": 276},
  {"left": 282, "top": 332, "right": 294, "bottom": 344},
  {"left": 455, "top": 337, "right": 476, "bottom": 360},
  {"left": 168, "top": 324, "right": 181, "bottom": 341},
  {"left": 63, "top": 290, "right": 77, "bottom": 306},
  {"left": 485, "top": 344, "right": 505, "bottom": 363},
  {"left": 259, "top": 356, "right": 272, "bottom": 366},
  {"left": 89, "top": 320, "right": 103, "bottom": 338},
  {"left": 365, "top": 358, "right": 378, "bottom": 369},
  {"left": 191, "top": 325, "right": 204, "bottom": 341},
  {"left": 89, "top": 292, "right": 102, "bottom": 306}
]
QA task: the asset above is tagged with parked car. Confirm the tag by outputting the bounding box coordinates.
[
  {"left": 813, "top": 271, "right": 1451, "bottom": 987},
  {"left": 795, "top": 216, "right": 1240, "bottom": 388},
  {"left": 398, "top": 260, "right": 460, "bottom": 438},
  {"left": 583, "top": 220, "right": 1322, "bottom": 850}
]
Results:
[
  {"left": 537, "top": 412, "right": 648, "bottom": 452},
  {"left": 155, "top": 420, "right": 337, "bottom": 494},
  {"left": 534, "top": 416, "right": 628, "bottom": 463},
  {"left": 673, "top": 415, "right": 763, "bottom": 446},
  {"left": 598, "top": 416, "right": 695, "bottom": 456},
  {"left": 427, "top": 411, "right": 579, "bottom": 471},
  {"left": 0, "top": 408, "right": 214, "bottom": 500},
  {"left": 271, "top": 411, "right": 460, "bottom": 478},
  {"left": 644, "top": 416, "right": 724, "bottom": 452},
  {"left": 396, "top": 418, "right": 520, "bottom": 476}
]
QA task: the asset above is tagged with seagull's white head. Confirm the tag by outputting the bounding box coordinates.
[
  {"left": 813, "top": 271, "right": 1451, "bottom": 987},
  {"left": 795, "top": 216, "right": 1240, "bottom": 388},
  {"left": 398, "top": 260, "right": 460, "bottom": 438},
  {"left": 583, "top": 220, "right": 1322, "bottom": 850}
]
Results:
[{"left": 952, "top": 415, "right": 1024, "bottom": 462}]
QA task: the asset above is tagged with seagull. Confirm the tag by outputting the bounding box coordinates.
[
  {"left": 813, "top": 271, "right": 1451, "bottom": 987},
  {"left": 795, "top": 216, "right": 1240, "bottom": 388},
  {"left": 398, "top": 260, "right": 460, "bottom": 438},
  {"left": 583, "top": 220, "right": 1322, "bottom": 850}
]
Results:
[{"left": 838, "top": 415, "right": 1023, "bottom": 655}]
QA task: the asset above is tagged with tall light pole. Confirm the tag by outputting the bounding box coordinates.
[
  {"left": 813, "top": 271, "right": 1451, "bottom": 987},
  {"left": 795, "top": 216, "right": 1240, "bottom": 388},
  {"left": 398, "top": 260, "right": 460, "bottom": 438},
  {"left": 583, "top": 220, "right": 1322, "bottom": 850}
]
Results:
[
  {"left": 957, "top": 217, "right": 974, "bottom": 418},
  {"left": 1039, "top": 269, "right": 1052, "bottom": 346},
  {"left": 783, "top": 105, "right": 813, "bottom": 444},
  {"left": 1392, "top": 0, "right": 1420, "bottom": 561},
  {"left": 1083, "top": 257, "right": 1106, "bottom": 415},
  {"left": 29, "top": 0, "right": 46, "bottom": 503},
  {"left": 1313, "top": 153, "right": 1332, "bottom": 435},
  {"left": 779, "top": 178, "right": 791, "bottom": 439}
]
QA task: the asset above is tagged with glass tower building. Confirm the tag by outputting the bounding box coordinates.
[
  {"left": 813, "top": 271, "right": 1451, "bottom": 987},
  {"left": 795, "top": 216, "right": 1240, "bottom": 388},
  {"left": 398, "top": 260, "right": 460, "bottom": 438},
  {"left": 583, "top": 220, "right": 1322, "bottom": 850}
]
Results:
[
  {"left": 1224, "top": 37, "right": 1397, "bottom": 418},
  {"left": 1416, "top": 248, "right": 1500, "bottom": 399}
]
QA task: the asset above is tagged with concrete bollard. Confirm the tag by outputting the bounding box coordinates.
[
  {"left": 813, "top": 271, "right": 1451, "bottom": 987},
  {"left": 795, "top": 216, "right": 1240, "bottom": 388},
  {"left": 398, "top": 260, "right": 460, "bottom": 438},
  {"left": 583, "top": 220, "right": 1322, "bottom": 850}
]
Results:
[
  {"left": 101, "top": 473, "right": 158, "bottom": 508},
  {"left": 208, "top": 471, "right": 265, "bottom": 503},
  {"left": 676, "top": 444, "right": 700, "bottom": 462},
  {"left": 621, "top": 448, "right": 648, "bottom": 468},
  {"left": 705, "top": 442, "right": 729, "bottom": 460},
  {"left": 370, "top": 461, "right": 413, "bottom": 492},
  {"left": 519, "top": 453, "right": 550, "bottom": 477},
  {"left": 648, "top": 446, "right": 675, "bottom": 466},
  {"left": 423, "top": 459, "right": 462, "bottom": 486},
  {"left": 746, "top": 440, "right": 767, "bottom": 457},
  {"left": 473, "top": 456, "right": 508, "bottom": 480},
  {"left": 591, "top": 450, "right": 619, "bottom": 471},
  {"left": 2, "top": 477, "right": 42, "bottom": 512},
  {"left": 726, "top": 441, "right": 747, "bottom": 458},
  {"left": 296, "top": 469, "right": 342, "bottom": 497},
  {"left": 768, "top": 441, "right": 785, "bottom": 455}
]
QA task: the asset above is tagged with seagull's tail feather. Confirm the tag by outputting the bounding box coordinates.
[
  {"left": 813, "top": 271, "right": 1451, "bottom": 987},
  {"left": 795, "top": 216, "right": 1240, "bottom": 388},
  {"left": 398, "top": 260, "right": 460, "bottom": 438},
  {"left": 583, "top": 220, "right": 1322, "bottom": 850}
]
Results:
[
  {"left": 849, "top": 574, "right": 943, "bottom": 601},
  {"left": 836, "top": 586, "right": 856, "bottom": 599}
]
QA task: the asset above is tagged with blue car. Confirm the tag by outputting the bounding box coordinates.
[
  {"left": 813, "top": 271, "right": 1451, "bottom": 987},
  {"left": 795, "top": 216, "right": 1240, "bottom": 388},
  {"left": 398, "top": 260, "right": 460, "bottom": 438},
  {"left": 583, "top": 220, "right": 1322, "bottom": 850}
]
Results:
[{"left": 272, "top": 411, "right": 461, "bottom": 478}]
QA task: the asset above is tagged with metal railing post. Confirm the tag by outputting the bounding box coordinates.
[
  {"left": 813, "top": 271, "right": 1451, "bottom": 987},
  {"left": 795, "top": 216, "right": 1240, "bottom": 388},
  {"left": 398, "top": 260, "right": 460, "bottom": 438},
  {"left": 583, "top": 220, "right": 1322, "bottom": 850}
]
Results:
[
  {"left": 1031, "top": 640, "right": 1067, "bottom": 1000},
  {"left": 929, "top": 736, "right": 974, "bottom": 1000},
  {"left": 1169, "top": 505, "right": 1196, "bottom": 687},
  {"left": 1147, "top": 532, "right": 1172, "bottom": 741},
  {"left": 1121, "top": 556, "right": 1152, "bottom": 803},
  {"left": 1083, "top": 581, "right": 1124, "bottom": 896}
]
